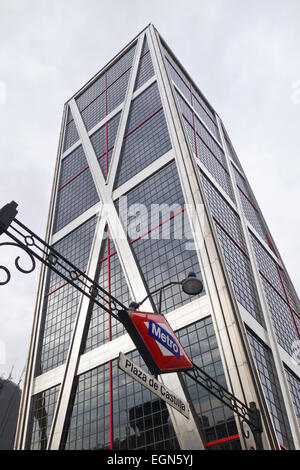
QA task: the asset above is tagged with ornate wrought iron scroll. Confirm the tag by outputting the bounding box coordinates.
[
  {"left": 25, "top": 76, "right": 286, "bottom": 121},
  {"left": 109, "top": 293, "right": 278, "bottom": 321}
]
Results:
[{"left": 0, "top": 201, "right": 126, "bottom": 321}]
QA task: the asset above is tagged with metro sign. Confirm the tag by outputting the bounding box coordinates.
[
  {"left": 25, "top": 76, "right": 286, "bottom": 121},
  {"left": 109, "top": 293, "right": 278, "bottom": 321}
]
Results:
[{"left": 119, "top": 310, "right": 193, "bottom": 375}]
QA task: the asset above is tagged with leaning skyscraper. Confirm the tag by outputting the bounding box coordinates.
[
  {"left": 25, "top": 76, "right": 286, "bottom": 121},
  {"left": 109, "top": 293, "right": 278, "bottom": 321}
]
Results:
[{"left": 15, "top": 24, "right": 300, "bottom": 451}]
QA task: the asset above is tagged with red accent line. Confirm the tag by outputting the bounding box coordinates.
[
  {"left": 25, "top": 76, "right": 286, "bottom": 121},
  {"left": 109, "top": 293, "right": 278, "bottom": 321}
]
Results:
[
  {"left": 237, "top": 184, "right": 259, "bottom": 213},
  {"left": 205, "top": 434, "right": 240, "bottom": 448},
  {"left": 212, "top": 216, "right": 249, "bottom": 259},
  {"left": 81, "top": 88, "right": 105, "bottom": 113},
  {"left": 59, "top": 144, "right": 115, "bottom": 192},
  {"left": 266, "top": 234, "right": 276, "bottom": 255},
  {"left": 259, "top": 270, "right": 300, "bottom": 321},
  {"left": 264, "top": 234, "right": 298, "bottom": 332},
  {"left": 45, "top": 281, "right": 69, "bottom": 297},
  {"left": 280, "top": 444, "right": 288, "bottom": 450},
  {"left": 129, "top": 208, "right": 185, "bottom": 244},
  {"left": 124, "top": 106, "right": 163, "bottom": 138},
  {"left": 105, "top": 70, "right": 108, "bottom": 117},
  {"left": 80, "top": 65, "right": 132, "bottom": 114},
  {"left": 191, "top": 90, "right": 218, "bottom": 129},
  {"left": 190, "top": 82, "right": 199, "bottom": 160},
  {"left": 182, "top": 114, "right": 229, "bottom": 175},
  {"left": 164, "top": 55, "right": 217, "bottom": 129},
  {"left": 107, "top": 65, "right": 132, "bottom": 92},
  {"left": 66, "top": 118, "right": 74, "bottom": 126},
  {"left": 44, "top": 270, "right": 87, "bottom": 297},
  {"left": 107, "top": 226, "right": 111, "bottom": 342},
  {"left": 106, "top": 123, "right": 109, "bottom": 177},
  {"left": 164, "top": 55, "right": 191, "bottom": 93},
  {"left": 141, "top": 49, "right": 150, "bottom": 59},
  {"left": 97, "top": 144, "right": 115, "bottom": 162},
  {"left": 212, "top": 214, "right": 300, "bottom": 328},
  {"left": 109, "top": 360, "right": 113, "bottom": 450},
  {"left": 106, "top": 225, "right": 113, "bottom": 451},
  {"left": 98, "top": 250, "right": 117, "bottom": 265},
  {"left": 274, "top": 262, "right": 300, "bottom": 337},
  {"left": 105, "top": 70, "right": 109, "bottom": 178},
  {"left": 58, "top": 166, "right": 89, "bottom": 191}
]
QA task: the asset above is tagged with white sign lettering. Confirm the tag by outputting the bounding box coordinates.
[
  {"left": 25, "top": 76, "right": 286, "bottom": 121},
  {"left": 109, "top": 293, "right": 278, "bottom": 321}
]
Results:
[{"left": 118, "top": 352, "right": 190, "bottom": 419}]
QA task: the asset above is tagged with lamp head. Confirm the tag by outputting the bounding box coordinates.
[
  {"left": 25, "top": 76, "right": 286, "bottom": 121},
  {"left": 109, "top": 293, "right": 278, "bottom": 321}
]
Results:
[{"left": 182, "top": 272, "right": 203, "bottom": 296}]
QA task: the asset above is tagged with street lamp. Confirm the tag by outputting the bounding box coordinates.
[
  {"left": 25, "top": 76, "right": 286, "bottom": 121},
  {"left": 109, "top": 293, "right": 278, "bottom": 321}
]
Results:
[
  {"left": 129, "top": 271, "right": 203, "bottom": 314},
  {"left": 182, "top": 272, "right": 203, "bottom": 296}
]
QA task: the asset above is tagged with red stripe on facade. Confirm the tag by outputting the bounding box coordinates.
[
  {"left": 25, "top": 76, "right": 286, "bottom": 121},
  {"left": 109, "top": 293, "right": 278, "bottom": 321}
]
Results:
[
  {"left": 258, "top": 270, "right": 300, "bottom": 322},
  {"left": 58, "top": 165, "right": 89, "bottom": 191},
  {"left": 237, "top": 184, "right": 259, "bottom": 213},
  {"left": 129, "top": 208, "right": 185, "bottom": 244},
  {"left": 182, "top": 114, "right": 229, "bottom": 175},
  {"left": 164, "top": 55, "right": 190, "bottom": 91},
  {"left": 191, "top": 91, "right": 219, "bottom": 129},
  {"left": 280, "top": 444, "right": 288, "bottom": 450},
  {"left": 98, "top": 208, "right": 186, "bottom": 262},
  {"left": 124, "top": 106, "right": 163, "bottom": 138},
  {"left": 190, "top": 82, "right": 199, "bottom": 160},
  {"left": 266, "top": 234, "right": 276, "bottom": 255},
  {"left": 212, "top": 216, "right": 249, "bottom": 259},
  {"left": 58, "top": 144, "right": 115, "bottom": 193},
  {"left": 45, "top": 208, "right": 195, "bottom": 297},
  {"left": 61, "top": 105, "right": 161, "bottom": 191},
  {"left": 274, "top": 264, "right": 300, "bottom": 337},
  {"left": 204, "top": 434, "right": 240, "bottom": 448},
  {"left": 106, "top": 225, "right": 114, "bottom": 451},
  {"left": 213, "top": 215, "right": 300, "bottom": 330},
  {"left": 105, "top": 71, "right": 109, "bottom": 178},
  {"left": 107, "top": 226, "right": 111, "bottom": 342},
  {"left": 164, "top": 55, "right": 217, "bottom": 129},
  {"left": 105, "top": 70, "right": 108, "bottom": 116},
  {"left": 265, "top": 234, "right": 299, "bottom": 333},
  {"left": 80, "top": 65, "right": 132, "bottom": 114},
  {"left": 97, "top": 144, "right": 115, "bottom": 161},
  {"left": 141, "top": 49, "right": 150, "bottom": 59},
  {"left": 98, "top": 250, "right": 117, "bottom": 265},
  {"left": 44, "top": 270, "right": 87, "bottom": 297}
]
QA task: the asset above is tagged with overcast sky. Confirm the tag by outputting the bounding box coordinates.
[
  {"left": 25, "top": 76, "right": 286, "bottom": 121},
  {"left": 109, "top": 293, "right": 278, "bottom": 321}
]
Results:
[{"left": 0, "top": 0, "right": 299, "bottom": 385}]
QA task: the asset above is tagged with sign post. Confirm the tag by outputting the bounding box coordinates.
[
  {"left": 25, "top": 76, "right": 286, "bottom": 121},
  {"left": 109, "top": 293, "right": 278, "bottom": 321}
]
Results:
[{"left": 118, "top": 352, "right": 190, "bottom": 419}]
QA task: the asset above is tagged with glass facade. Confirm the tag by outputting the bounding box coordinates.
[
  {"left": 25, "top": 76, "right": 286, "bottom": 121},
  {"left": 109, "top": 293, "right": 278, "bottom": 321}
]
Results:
[
  {"left": 26, "top": 385, "right": 60, "bottom": 450},
  {"left": 177, "top": 318, "right": 241, "bottom": 450},
  {"left": 36, "top": 216, "right": 98, "bottom": 374},
  {"left": 114, "top": 82, "right": 172, "bottom": 188},
  {"left": 247, "top": 329, "right": 295, "bottom": 449},
  {"left": 21, "top": 26, "right": 299, "bottom": 452},
  {"left": 83, "top": 229, "right": 132, "bottom": 352},
  {"left": 62, "top": 352, "right": 179, "bottom": 450},
  {"left": 116, "top": 161, "right": 204, "bottom": 315},
  {"left": 284, "top": 367, "right": 300, "bottom": 428},
  {"left": 76, "top": 44, "right": 136, "bottom": 132},
  {"left": 54, "top": 145, "right": 99, "bottom": 233},
  {"left": 161, "top": 36, "right": 299, "bottom": 448},
  {"left": 90, "top": 111, "right": 121, "bottom": 179}
]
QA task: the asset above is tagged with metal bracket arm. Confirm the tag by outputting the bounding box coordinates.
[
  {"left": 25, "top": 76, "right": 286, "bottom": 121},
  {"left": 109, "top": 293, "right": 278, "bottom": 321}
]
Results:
[
  {"left": 183, "top": 362, "right": 264, "bottom": 449},
  {"left": 0, "top": 201, "right": 126, "bottom": 321}
]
